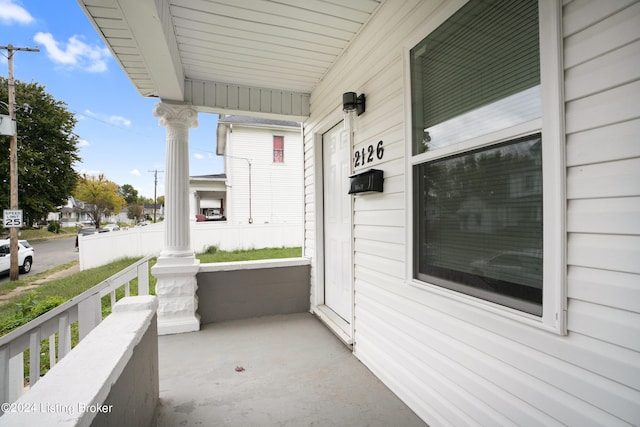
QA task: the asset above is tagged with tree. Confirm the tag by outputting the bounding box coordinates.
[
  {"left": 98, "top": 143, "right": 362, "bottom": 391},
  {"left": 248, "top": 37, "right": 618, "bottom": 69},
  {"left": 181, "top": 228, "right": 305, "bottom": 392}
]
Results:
[
  {"left": 74, "top": 174, "right": 125, "bottom": 228},
  {"left": 119, "top": 184, "right": 139, "bottom": 205},
  {"left": 0, "top": 78, "right": 81, "bottom": 226},
  {"left": 127, "top": 204, "right": 143, "bottom": 222}
]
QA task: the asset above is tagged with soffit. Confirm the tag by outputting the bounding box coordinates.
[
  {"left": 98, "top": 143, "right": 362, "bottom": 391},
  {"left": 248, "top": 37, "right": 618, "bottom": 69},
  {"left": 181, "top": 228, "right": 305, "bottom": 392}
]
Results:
[{"left": 78, "top": 0, "right": 383, "bottom": 104}]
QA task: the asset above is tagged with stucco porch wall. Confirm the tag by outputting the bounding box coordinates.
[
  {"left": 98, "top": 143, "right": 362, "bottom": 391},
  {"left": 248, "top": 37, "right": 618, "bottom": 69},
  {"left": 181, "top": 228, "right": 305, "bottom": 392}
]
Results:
[
  {"left": 196, "top": 258, "right": 311, "bottom": 323},
  {"left": 0, "top": 296, "right": 159, "bottom": 427}
]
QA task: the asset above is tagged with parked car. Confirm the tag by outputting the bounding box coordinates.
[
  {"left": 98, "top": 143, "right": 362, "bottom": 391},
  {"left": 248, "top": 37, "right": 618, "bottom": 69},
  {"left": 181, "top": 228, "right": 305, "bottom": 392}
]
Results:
[
  {"left": 137, "top": 221, "right": 150, "bottom": 227},
  {"left": 75, "top": 228, "right": 102, "bottom": 249},
  {"left": 0, "top": 239, "right": 35, "bottom": 274},
  {"left": 102, "top": 224, "right": 120, "bottom": 232}
]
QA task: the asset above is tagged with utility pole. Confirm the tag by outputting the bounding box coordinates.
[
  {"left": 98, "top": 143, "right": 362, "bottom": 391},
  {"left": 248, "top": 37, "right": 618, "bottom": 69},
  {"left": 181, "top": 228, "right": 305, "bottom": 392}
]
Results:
[
  {"left": 1, "top": 44, "right": 39, "bottom": 281},
  {"left": 148, "top": 169, "right": 163, "bottom": 222}
]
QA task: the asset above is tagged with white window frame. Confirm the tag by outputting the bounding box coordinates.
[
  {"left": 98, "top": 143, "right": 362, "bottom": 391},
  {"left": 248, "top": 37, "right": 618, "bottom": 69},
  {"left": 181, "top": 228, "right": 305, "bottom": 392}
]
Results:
[{"left": 404, "top": 0, "right": 566, "bottom": 334}]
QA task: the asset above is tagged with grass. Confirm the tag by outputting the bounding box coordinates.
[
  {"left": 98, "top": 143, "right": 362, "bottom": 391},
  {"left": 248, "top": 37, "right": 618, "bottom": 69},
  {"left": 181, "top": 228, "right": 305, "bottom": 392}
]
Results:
[
  {"left": 196, "top": 246, "right": 302, "bottom": 263},
  {"left": 0, "top": 258, "right": 154, "bottom": 335},
  {"left": 0, "top": 261, "right": 78, "bottom": 296},
  {"left": 10, "top": 226, "right": 79, "bottom": 241},
  {"left": 0, "top": 256, "right": 156, "bottom": 382}
]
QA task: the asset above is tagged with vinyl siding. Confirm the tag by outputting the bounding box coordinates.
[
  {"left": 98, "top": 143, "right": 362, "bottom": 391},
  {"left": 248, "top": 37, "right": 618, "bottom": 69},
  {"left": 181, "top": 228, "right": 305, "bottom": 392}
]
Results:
[
  {"left": 303, "top": 0, "right": 640, "bottom": 425},
  {"left": 226, "top": 126, "right": 303, "bottom": 226}
]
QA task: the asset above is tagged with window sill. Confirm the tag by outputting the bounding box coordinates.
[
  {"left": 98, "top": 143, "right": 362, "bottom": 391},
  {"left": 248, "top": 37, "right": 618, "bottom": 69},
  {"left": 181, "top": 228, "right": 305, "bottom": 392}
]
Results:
[{"left": 407, "top": 278, "right": 564, "bottom": 335}]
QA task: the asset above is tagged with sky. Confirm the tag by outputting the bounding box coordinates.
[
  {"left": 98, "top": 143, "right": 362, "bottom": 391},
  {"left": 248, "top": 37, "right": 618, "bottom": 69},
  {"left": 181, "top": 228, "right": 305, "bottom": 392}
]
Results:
[{"left": 0, "top": 0, "right": 224, "bottom": 199}]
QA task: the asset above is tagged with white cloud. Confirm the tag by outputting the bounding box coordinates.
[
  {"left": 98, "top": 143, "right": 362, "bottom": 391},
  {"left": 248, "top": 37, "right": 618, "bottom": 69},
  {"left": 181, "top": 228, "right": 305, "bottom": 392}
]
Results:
[
  {"left": 33, "top": 32, "right": 111, "bottom": 73},
  {"left": 78, "top": 139, "right": 90, "bottom": 147},
  {"left": 83, "top": 109, "right": 132, "bottom": 128},
  {"left": 130, "top": 169, "right": 141, "bottom": 176},
  {"left": 194, "top": 153, "right": 204, "bottom": 160},
  {"left": 0, "top": 0, "right": 34, "bottom": 25},
  {"left": 110, "top": 116, "right": 131, "bottom": 128}
]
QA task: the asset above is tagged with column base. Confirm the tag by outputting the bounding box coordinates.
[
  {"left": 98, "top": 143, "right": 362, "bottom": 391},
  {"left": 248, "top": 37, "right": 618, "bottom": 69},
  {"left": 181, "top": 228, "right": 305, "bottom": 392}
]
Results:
[
  {"left": 158, "top": 315, "right": 201, "bottom": 335},
  {"left": 152, "top": 255, "right": 201, "bottom": 336}
]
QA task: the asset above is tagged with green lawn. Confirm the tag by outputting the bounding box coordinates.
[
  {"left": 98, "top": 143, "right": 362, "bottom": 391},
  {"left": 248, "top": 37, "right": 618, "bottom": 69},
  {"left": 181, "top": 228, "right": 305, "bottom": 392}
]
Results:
[
  {"left": 11, "top": 226, "right": 79, "bottom": 241},
  {"left": 0, "top": 257, "right": 151, "bottom": 336},
  {"left": 196, "top": 246, "right": 302, "bottom": 263}
]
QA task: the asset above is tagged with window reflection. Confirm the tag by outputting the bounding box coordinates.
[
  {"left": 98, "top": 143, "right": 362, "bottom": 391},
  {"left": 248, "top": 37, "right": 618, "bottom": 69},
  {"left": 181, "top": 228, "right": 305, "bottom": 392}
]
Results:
[{"left": 422, "top": 86, "right": 541, "bottom": 151}]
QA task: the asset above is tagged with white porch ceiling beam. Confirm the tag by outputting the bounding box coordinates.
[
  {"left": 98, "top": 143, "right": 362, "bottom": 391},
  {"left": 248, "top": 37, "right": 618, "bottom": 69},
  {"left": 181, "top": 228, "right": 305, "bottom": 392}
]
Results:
[
  {"left": 107, "top": 0, "right": 184, "bottom": 101},
  {"left": 185, "top": 78, "right": 310, "bottom": 121},
  {"left": 115, "top": 0, "right": 184, "bottom": 100}
]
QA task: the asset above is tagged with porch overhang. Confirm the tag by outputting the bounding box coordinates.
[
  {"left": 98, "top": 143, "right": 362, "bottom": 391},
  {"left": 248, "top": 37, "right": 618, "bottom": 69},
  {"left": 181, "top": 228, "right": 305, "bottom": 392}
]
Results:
[{"left": 77, "top": 0, "right": 383, "bottom": 120}]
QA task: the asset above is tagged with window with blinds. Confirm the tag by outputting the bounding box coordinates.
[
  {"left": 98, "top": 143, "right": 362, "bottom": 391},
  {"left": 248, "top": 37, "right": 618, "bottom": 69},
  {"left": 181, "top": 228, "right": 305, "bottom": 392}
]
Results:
[
  {"left": 411, "top": 0, "right": 540, "bottom": 154},
  {"left": 410, "top": 0, "right": 543, "bottom": 315}
]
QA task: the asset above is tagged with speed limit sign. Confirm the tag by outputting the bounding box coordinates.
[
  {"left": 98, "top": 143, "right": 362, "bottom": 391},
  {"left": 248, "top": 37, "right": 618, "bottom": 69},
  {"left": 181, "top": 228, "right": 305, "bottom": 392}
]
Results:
[{"left": 3, "top": 210, "right": 23, "bottom": 228}]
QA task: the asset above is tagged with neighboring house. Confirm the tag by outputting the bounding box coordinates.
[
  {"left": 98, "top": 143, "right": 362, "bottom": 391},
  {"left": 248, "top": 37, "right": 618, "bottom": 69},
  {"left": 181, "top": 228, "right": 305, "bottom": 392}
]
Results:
[
  {"left": 212, "top": 115, "right": 303, "bottom": 225},
  {"left": 51, "top": 197, "right": 124, "bottom": 226},
  {"left": 143, "top": 203, "right": 164, "bottom": 221},
  {"left": 56, "top": 197, "right": 94, "bottom": 226},
  {"left": 190, "top": 173, "right": 227, "bottom": 221},
  {"left": 79, "top": 1, "right": 640, "bottom": 425}
]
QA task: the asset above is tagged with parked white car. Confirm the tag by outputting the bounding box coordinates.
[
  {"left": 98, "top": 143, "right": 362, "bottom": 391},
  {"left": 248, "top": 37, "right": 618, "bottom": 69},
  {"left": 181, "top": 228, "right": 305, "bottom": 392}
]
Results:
[
  {"left": 0, "top": 239, "right": 35, "bottom": 274},
  {"left": 102, "top": 224, "right": 120, "bottom": 232}
]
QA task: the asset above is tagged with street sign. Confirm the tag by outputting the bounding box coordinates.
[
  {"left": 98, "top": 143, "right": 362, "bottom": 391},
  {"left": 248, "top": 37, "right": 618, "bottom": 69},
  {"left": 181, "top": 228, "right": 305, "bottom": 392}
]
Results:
[{"left": 3, "top": 209, "right": 23, "bottom": 228}]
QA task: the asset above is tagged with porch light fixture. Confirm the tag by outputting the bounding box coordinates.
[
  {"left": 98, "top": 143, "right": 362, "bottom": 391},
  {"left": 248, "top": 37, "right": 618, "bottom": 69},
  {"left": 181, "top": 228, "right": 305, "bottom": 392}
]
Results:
[
  {"left": 342, "top": 92, "right": 365, "bottom": 116},
  {"left": 343, "top": 92, "right": 365, "bottom": 132}
]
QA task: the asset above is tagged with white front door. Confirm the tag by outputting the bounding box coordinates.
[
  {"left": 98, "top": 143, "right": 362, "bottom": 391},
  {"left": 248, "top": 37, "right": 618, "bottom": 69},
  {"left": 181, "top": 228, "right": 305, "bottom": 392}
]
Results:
[{"left": 322, "top": 123, "right": 352, "bottom": 323}]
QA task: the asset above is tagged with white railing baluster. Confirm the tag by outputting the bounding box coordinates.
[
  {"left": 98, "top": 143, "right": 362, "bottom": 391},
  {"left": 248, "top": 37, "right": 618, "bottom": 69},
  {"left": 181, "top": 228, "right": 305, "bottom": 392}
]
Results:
[
  {"left": 0, "top": 347, "right": 9, "bottom": 407},
  {"left": 57, "top": 314, "right": 72, "bottom": 360},
  {"left": 138, "top": 261, "right": 149, "bottom": 295},
  {"left": 29, "top": 331, "right": 41, "bottom": 386},
  {"left": 8, "top": 353, "right": 23, "bottom": 402},
  {"left": 49, "top": 335, "right": 56, "bottom": 368},
  {"left": 0, "top": 255, "right": 153, "bottom": 405},
  {"left": 78, "top": 294, "right": 101, "bottom": 340}
]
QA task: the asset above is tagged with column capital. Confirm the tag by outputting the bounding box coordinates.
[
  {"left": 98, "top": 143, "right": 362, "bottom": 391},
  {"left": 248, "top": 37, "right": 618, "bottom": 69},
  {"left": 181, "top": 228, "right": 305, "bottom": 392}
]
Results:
[{"left": 153, "top": 102, "right": 198, "bottom": 129}]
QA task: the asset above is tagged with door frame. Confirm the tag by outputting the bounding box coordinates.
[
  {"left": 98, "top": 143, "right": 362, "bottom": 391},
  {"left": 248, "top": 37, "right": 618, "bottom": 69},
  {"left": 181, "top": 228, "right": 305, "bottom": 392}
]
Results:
[{"left": 311, "top": 118, "right": 355, "bottom": 345}]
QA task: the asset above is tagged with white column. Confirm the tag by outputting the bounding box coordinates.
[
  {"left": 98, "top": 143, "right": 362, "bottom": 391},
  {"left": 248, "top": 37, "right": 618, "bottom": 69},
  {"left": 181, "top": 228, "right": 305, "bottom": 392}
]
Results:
[{"left": 151, "top": 102, "right": 201, "bottom": 335}]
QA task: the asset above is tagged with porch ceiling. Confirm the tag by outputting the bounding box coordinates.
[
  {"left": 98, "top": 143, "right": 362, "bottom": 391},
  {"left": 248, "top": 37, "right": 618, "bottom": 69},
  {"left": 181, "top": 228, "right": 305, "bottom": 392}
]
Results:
[{"left": 77, "top": 0, "right": 383, "bottom": 118}]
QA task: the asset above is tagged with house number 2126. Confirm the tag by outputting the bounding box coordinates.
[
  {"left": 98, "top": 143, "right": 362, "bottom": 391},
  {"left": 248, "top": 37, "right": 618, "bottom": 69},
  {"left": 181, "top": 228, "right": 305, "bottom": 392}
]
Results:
[{"left": 354, "top": 140, "right": 384, "bottom": 168}]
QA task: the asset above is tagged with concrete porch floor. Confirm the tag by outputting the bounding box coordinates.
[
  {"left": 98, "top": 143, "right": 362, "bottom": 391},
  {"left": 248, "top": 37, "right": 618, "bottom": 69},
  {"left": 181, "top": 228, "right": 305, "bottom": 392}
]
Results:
[{"left": 157, "top": 313, "right": 427, "bottom": 426}]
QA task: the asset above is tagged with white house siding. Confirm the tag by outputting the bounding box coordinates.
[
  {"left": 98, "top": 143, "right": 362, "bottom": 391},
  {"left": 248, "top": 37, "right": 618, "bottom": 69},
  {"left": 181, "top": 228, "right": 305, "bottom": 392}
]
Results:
[
  {"left": 303, "top": 0, "right": 640, "bottom": 425},
  {"left": 226, "top": 126, "right": 303, "bottom": 227}
]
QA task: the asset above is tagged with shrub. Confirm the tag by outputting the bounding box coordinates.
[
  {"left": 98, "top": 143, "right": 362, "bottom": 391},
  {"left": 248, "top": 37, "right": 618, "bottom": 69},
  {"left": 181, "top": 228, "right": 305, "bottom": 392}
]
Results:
[
  {"left": 31, "top": 296, "right": 66, "bottom": 317},
  {"left": 203, "top": 245, "right": 219, "bottom": 255},
  {"left": 47, "top": 221, "right": 61, "bottom": 234}
]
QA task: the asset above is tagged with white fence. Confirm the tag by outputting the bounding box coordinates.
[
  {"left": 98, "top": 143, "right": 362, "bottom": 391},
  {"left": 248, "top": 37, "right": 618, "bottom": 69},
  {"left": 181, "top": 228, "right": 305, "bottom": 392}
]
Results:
[
  {"left": 0, "top": 255, "right": 152, "bottom": 407},
  {"left": 78, "top": 221, "right": 303, "bottom": 270}
]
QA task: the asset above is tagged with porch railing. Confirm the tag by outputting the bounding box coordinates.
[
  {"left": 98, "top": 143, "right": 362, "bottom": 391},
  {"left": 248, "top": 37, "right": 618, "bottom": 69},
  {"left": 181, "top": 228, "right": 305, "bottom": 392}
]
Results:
[{"left": 0, "top": 255, "right": 153, "bottom": 407}]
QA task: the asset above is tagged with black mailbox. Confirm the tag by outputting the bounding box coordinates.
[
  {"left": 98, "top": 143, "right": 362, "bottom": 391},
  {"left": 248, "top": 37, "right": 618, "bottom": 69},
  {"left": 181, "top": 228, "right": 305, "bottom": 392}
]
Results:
[{"left": 349, "top": 169, "right": 383, "bottom": 194}]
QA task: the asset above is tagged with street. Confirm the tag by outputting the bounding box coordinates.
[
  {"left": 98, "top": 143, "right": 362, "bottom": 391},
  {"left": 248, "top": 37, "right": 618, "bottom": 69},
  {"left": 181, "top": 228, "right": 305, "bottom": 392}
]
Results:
[{"left": 0, "top": 236, "right": 78, "bottom": 284}]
